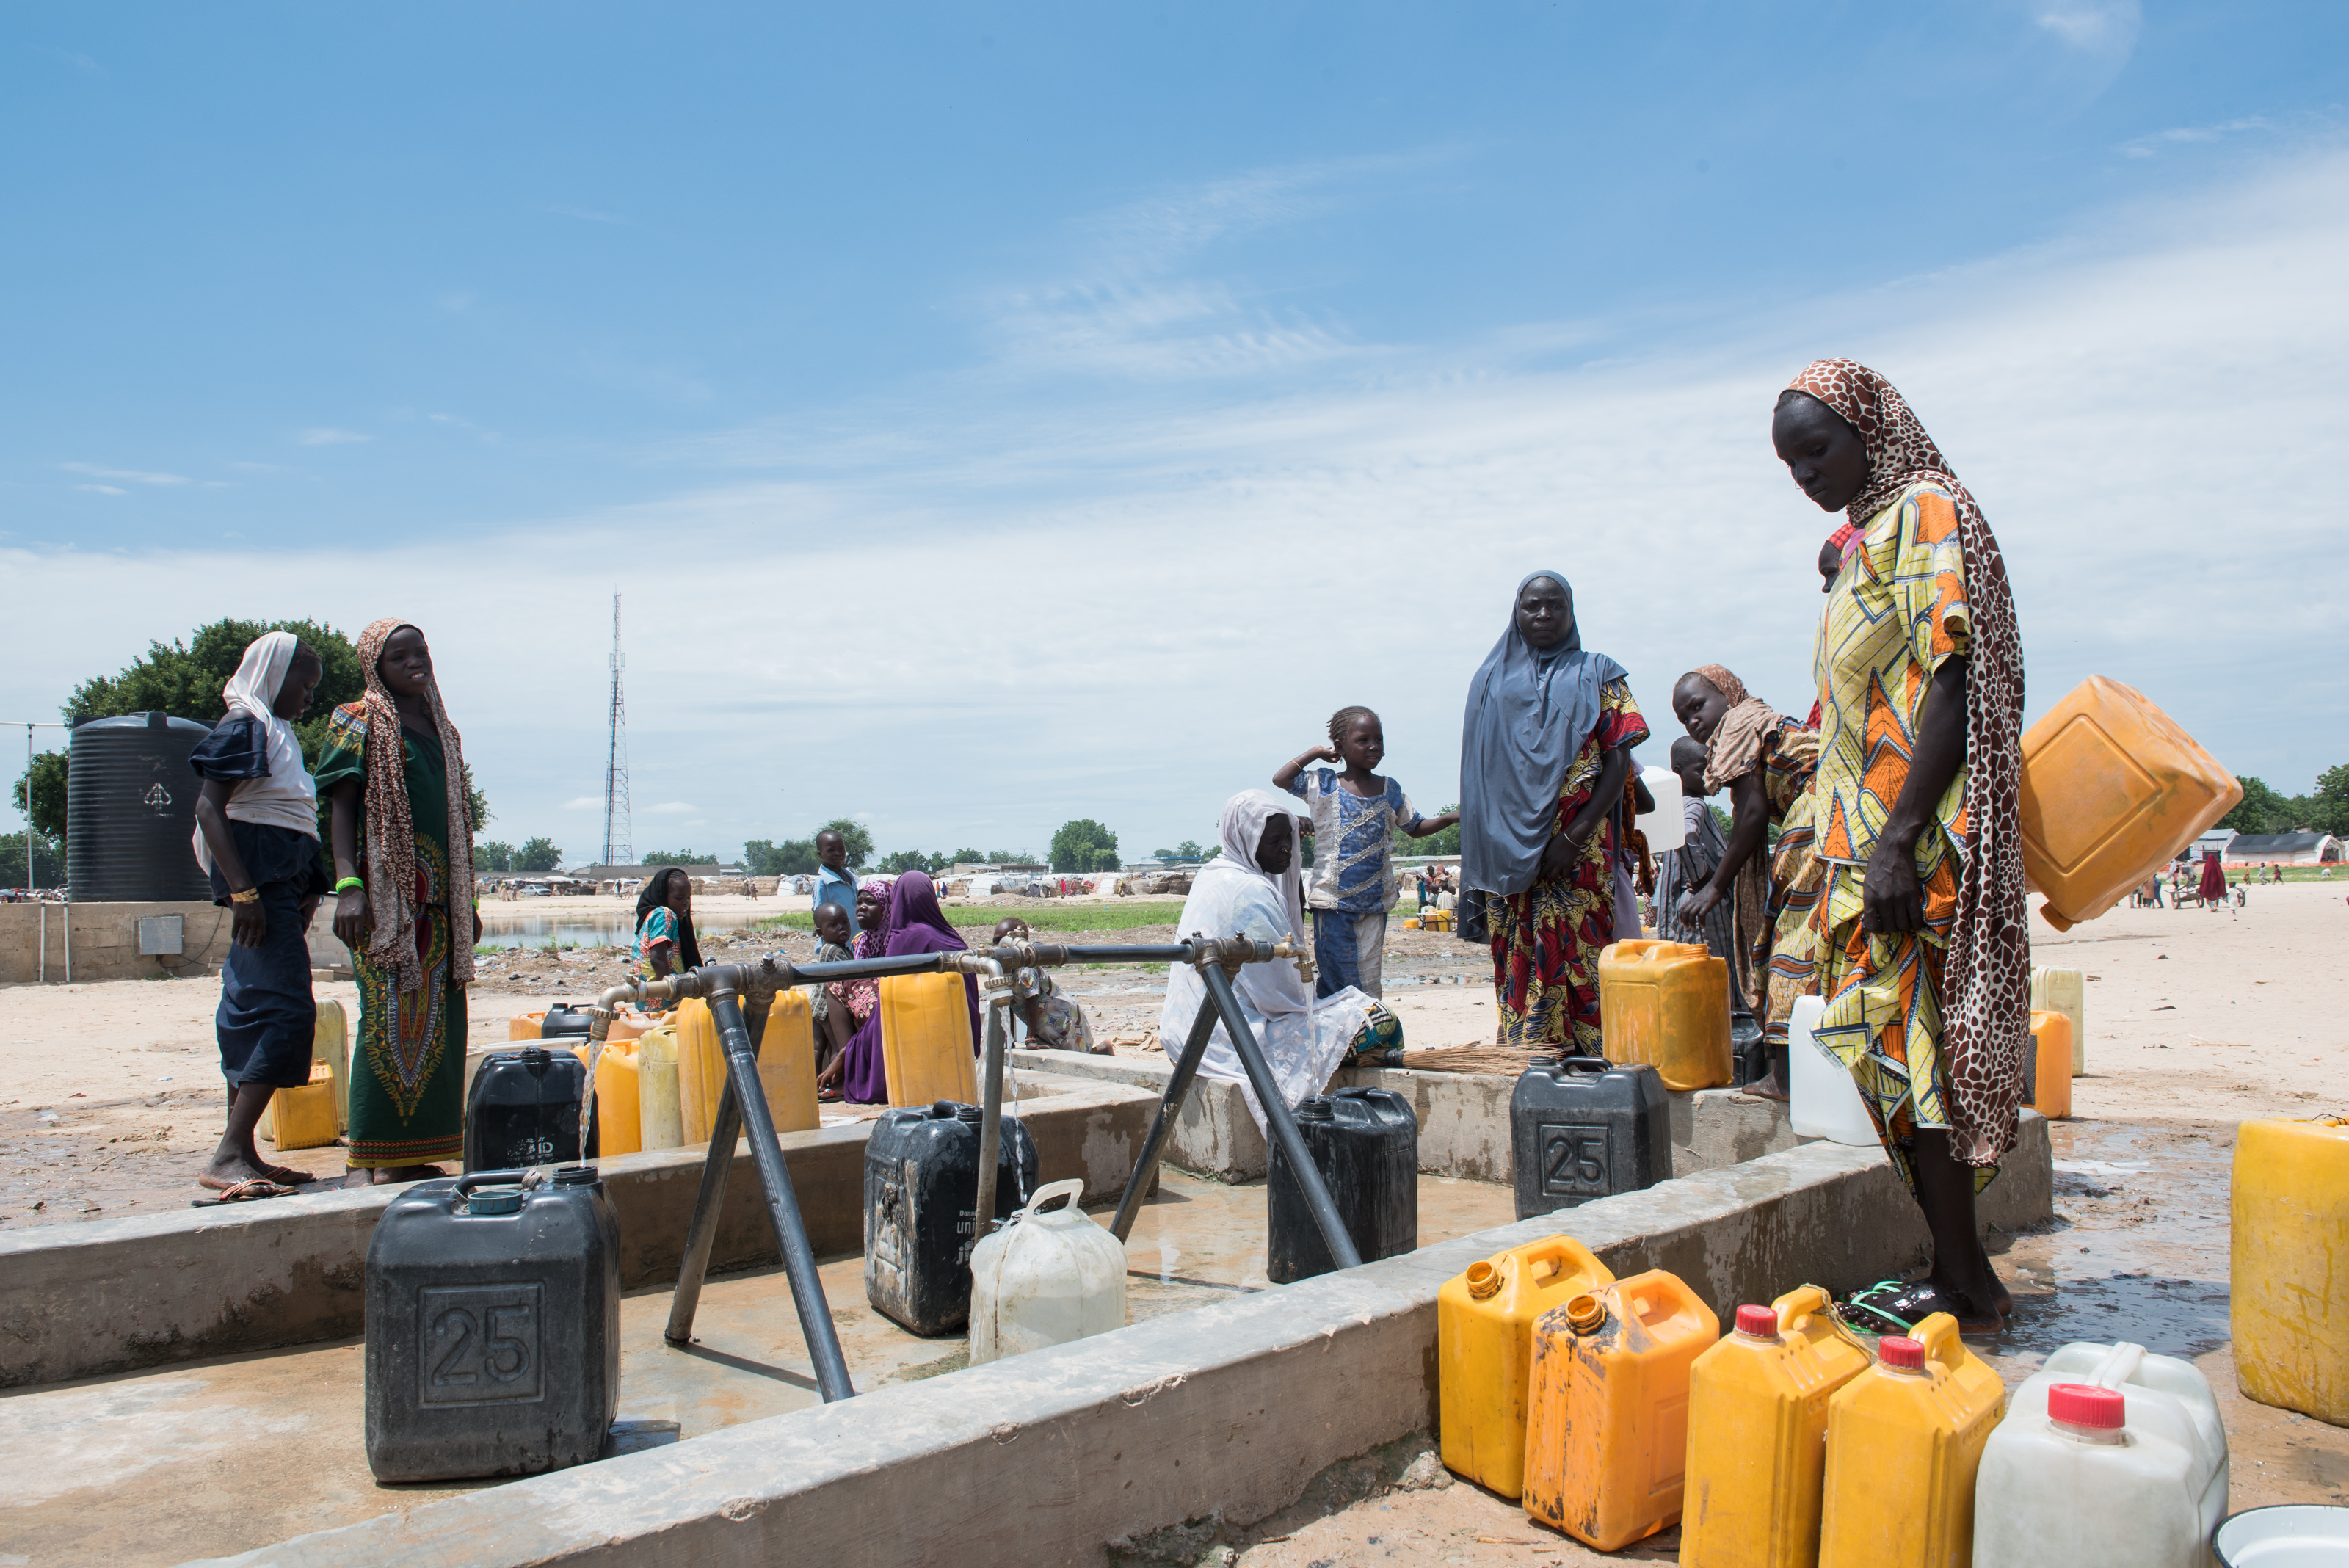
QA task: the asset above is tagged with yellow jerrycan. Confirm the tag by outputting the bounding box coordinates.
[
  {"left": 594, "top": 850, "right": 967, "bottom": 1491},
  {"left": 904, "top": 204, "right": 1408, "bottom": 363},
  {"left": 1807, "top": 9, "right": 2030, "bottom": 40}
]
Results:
[
  {"left": 2029, "top": 966, "right": 2086, "bottom": 1076},
  {"left": 263, "top": 1062, "right": 341, "bottom": 1152},
  {"left": 593, "top": 1039, "right": 642, "bottom": 1158},
  {"left": 1680, "top": 1286, "right": 1872, "bottom": 1568},
  {"left": 756, "top": 990, "right": 821, "bottom": 1136},
  {"left": 258, "top": 998, "right": 350, "bottom": 1141},
  {"left": 879, "top": 972, "right": 979, "bottom": 1107},
  {"left": 2017, "top": 676, "right": 2240, "bottom": 931},
  {"left": 2025, "top": 1010, "right": 2072, "bottom": 1120},
  {"left": 1438, "top": 1235, "right": 1615, "bottom": 1498},
  {"left": 1818, "top": 1313, "right": 2005, "bottom": 1568},
  {"left": 1597, "top": 940, "right": 1730, "bottom": 1091},
  {"left": 2232, "top": 1117, "right": 2349, "bottom": 1423},
  {"left": 636, "top": 1024, "right": 685, "bottom": 1151},
  {"left": 672, "top": 998, "right": 730, "bottom": 1144},
  {"left": 1523, "top": 1268, "right": 1719, "bottom": 1550},
  {"left": 508, "top": 1009, "right": 546, "bottom": 1040}
]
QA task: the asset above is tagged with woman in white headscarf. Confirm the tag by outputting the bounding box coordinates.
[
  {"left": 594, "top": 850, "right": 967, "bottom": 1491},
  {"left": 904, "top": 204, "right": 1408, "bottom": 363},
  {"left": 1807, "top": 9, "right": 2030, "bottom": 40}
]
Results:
[
  {"left": 1158, "top": 790, "right": 1401, "bottom": 1132},
  {"left": 188, "top": 630, "right": 330, "bottom": 1197}
]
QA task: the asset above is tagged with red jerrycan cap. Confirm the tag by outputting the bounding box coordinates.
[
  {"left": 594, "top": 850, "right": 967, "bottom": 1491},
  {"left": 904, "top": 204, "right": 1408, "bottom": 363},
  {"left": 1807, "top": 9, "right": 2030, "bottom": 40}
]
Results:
[
  {"left": 2047, "top": 1382, "right": 2126, "bottom": 1430},
  {"left": 1734, "top": 1305, "right": 1780, "bottom": 1338},
  {"left": 1877, "top": 1335, "right": 1925, "bottom": 1370}
]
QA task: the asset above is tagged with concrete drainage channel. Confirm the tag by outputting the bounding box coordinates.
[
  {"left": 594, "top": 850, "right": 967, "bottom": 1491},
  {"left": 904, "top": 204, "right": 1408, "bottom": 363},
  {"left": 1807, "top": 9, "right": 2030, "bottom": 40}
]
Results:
[{"left": 0, "top": 1059, "right": 2050, "bottom": 1567}]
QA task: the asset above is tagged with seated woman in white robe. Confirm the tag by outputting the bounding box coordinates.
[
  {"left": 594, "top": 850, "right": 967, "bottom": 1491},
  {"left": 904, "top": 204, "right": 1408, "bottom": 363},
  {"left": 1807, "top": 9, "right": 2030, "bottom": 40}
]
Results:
[{"left": 1159, "top": 789, "right": 1402, "bottom": 1133}]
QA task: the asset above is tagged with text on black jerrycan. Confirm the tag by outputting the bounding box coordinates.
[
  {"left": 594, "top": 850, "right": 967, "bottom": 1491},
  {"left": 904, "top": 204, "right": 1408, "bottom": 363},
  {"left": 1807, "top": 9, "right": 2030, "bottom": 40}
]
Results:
[
  {"left": 364, "top": 1166, "right": 620, "bottom": 1483},
  {"left": 1509, "top": 1055, "right": 1671, "bottom": 1219},
  {"left": 1268, "top": 1087, "right": 1418, "bottom": 1284},
  {"left": 464, "top": 1045, "right": 598, "bottom": 1172},
  {"left": 863, "top": 1101, "right": 1039, "bottom": 1336}
]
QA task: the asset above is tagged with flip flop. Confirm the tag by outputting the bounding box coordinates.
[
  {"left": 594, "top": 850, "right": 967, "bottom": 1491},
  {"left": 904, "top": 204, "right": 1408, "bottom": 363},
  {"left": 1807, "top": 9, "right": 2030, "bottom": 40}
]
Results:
[
  {"left": 191, "top": 1179, "right": 298, "bottom": 1206},
  {"left": 1840, "top": 1278, "right": 2005, "bottom": 1337},
  {"left": 258, "top": 1164, "right": 318, "bottom": 1187}
]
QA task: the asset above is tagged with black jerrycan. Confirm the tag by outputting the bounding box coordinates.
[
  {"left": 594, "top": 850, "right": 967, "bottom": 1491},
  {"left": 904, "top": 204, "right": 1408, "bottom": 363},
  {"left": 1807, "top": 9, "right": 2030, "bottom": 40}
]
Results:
[
  {"left": 538, "top": 1002, "right": 594, "bottom": 1039},
  {"left": 863, "top": 1101, "right": 1039, "bottom": 1336},
  {"left": 364, "top": 1166, "right": 620, "bottom": 1483},
  {"left": 1729, "top": 1009, "right": 1768, "bottom": 1088},
  {"left": 1509, "top": 1054, "right": 1672, "bottom": 1219},
  {"left": 465, "top": 1046, "right": 598, "bottom": 1172},
  {"left": 1267, "top": 1086, "right": 1419, "bottom": 1284}
]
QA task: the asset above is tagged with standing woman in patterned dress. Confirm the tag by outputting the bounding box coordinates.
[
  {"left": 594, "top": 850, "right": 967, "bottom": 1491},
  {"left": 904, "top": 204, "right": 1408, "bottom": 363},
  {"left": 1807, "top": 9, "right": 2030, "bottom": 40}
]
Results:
[
  {"left": 1458, "top": 572, "right": 1651, "bottom": 1055},
  {"left": 1775, "top": 360, "right": 2029, "bottom": 1332},
  {"left": 322, "top": 621, "right": 482, "bottom": 1186}
]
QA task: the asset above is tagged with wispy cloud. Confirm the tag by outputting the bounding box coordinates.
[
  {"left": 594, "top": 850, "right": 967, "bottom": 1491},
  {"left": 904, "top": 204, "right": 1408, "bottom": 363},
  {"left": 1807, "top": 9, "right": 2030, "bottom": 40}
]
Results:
[
  {"left": 2033, "top": 0, "right": 2141, "bottom": 54},
  {"left": 2121, "top": 117, "right": 2276, "bottom": 159},
  {"left": 296, "top": 428, "right": 374, "bottom": 446},
  {"left": 642, "top": 802, "right": 696, "bottom": 816},
  {"left": 32, "top": 44, "right": 102, "bottom": 75},
  {"left": 545, "top": 205, "right": 627, "bottom": 225},
  {"left": 560, "top": 796, "right": 606, "bottom": 810},
  {"left": 61, "top": 462, "right": 188, "bottom": 486},
  {"left": 74, "top": 483, "right": 126, "bottom": 496}
]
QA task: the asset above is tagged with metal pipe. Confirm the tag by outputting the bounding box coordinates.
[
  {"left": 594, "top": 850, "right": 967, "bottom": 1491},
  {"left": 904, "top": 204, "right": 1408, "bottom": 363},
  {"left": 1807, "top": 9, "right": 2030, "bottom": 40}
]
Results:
[
  {"left": 701, "top": 982, "right": 855, "bottom": 1401},
  {"left": 973, "top": 980, "right": 1011, "bottom": 1243},
  {"left": 1197, "top": 960, "right": 1360, "bottom": 1271},
  {"left": 1109, "top": 992, "right": 1222, "bottom": 1242}
]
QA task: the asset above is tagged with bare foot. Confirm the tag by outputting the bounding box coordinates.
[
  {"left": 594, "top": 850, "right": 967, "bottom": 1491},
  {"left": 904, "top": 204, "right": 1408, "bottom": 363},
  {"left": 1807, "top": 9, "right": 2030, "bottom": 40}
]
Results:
[
  {"left": 1740, "top": 1072, "right": 1790, "bottom": 1103},
  {"left": 344, "top": 1164, "right": 444, "bottom": 1188},
  {"left": 201, "top": 1153, "right": 292, "bottom": 1191}
]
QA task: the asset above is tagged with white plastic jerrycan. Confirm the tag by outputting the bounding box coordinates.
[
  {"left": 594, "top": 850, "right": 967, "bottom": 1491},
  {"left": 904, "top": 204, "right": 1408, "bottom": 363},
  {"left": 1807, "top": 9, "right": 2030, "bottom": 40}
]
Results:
[
  {"left": 1787, "top": 995, "right": 1878, "bottom": 1145},
  {"left": 967, "top": 1178, "right": 1128, "bottom": 1367},
  {"left": 1973, "top": 1340, "right": 2229, "bottom": 1568},
  {"left": 1635, "top": 766, "right": 1685, "bottom": 853}
]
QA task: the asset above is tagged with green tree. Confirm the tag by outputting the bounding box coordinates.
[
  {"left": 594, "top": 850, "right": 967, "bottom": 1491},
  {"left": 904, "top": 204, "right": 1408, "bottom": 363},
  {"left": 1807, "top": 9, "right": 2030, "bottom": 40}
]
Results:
[
  {"left": 948, "top": 847, "right": 987, "bottom": 865},
  {"left": 744, "top": 838, "right": 818, "bottom": 876},
  {"left": 1390, "top": 802, "right": 1463, "bottom": 858},
  {"left": 2221, "top": 776, "right": 2295, "bottom": 835},
  {"left": 819, "top": 818, "right": 874, "bottom": 869},
  {"left": 641, "top": 848, "right": 706, "bottom": 868},
  {"left": 1092, "top": 848, "right": 1120, "bottom": 872},
  {"left": 986, "top": 847, "right": 1032, "bottom": 865},
  {"left": 2309, "top": 763, "right": 2349, "bottom": 836},
  {"left": 476, "top": 840, "right": 515, "bottom": 873},
  {"left": 0, "top": 828, "right": 62, "bottom": 888},
  {"left": 13, "top": 751, "right": 68, "bottom": 843},
  {"left": 515, "top": 837, "right": 564, "bottom": 873},
  {"left": 879, "top": 847, "right": 946, "bottom": 874},
  {"left": 1050, "top": 818, "right": 1119, "bottom": 873}
]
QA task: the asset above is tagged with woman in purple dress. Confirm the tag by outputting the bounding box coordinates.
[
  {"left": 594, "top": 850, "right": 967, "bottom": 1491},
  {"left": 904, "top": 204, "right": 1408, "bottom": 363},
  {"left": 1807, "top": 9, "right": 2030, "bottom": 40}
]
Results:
[{"left": 833, "top": 871, "right": 979, "bottom": 1103}]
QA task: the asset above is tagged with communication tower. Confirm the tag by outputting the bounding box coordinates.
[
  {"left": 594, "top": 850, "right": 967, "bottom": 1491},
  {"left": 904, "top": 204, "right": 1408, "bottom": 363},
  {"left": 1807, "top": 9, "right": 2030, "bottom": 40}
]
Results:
[{"left": 601, "top": 592, "right": 633, "bottom": 867}]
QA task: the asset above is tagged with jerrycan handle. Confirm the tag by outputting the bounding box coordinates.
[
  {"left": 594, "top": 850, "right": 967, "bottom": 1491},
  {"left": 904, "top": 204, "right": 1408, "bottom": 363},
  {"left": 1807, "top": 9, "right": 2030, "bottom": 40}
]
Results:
[
  {"left": 2088, "top": 1340, "right": 2147, "bottom": 1390},
  {"left": 1909, "top": 1311, "right": 1964, "bottom": 1371},
  {"left": 1014, "top": 1177, "right": 1086, "bottom": 1222},
  {"left": 455, "top": 1167, "right": 529, "bottom": 1194},
  {"left": 1772, "top": 1283, "right": 1833, "bottom": 1332},
  {"left": 1525, "top": 1235, "right": 1611, "bottom": 1288},
  {"left": 1555, "top": 1054, "right": 1613, "bottom": 1075}
]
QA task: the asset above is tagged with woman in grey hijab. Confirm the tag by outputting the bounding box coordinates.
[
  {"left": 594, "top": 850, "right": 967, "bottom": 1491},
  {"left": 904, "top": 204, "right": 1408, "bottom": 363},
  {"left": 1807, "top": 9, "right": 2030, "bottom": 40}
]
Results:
[{"left": 1459, "top": 572, "right": 1651, "bottom": 1052}]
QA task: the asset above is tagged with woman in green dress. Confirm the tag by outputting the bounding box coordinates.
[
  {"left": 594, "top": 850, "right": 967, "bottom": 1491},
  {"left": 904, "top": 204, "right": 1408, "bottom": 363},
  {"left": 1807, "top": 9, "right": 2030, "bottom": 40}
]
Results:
[{"left": 322, "top": 620, "right": 481, "bottom": 1186}]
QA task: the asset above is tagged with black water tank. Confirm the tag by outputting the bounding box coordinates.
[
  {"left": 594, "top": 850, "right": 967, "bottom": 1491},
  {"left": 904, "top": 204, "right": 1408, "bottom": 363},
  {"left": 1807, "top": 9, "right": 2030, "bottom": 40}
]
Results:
[
  {"left": 1268, "top": 1087, "right": 1420, "bottom": 1284},
  {"left": 65, "top": 712, "right": 213, "bottom": 901}
]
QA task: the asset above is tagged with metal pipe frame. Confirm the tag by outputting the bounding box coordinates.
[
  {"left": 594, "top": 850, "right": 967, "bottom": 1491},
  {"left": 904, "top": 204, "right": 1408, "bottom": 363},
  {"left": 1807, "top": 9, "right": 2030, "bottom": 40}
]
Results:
[{"left": 573, "top": 934, "right": 1326, "bottom": 1401}]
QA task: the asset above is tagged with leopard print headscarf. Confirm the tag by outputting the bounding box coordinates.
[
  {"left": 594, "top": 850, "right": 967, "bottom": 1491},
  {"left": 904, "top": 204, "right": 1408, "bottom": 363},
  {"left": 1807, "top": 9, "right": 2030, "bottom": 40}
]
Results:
[
  {"left": 1785, "top": 360, "right": 2030, "bottom": 1170},
  {"left": 354, "top": 619, "right": 477, "bottom": 994}
]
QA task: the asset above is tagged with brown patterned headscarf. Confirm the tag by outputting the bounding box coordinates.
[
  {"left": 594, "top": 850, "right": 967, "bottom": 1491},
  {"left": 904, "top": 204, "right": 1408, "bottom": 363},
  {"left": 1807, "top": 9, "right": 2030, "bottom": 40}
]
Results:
[
  {"left": 354, "top": 619, "right": 476, "bottom": 993},
  {"left": 1684, "top": 664, "right": 1785, "bottom": 794},
  {"left": 1785, "top": 359, "right": 2030, "bottom": 1170}
]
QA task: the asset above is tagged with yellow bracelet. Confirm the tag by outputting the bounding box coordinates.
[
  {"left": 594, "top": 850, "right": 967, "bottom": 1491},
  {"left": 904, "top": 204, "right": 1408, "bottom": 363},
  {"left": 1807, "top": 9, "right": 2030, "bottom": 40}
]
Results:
[{"left": 230, "top": 888, "right": 261, "bottom": 904}]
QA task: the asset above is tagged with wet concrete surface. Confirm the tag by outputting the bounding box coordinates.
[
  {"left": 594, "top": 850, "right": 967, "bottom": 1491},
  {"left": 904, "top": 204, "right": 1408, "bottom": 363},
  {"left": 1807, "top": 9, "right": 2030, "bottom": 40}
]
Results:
[
  {"left": 0, "top": 1169, "right": 1517, "bottom": 1566},
  {"left": 1204, "top": 1115, "right": 2349, "bottom": 1568}
]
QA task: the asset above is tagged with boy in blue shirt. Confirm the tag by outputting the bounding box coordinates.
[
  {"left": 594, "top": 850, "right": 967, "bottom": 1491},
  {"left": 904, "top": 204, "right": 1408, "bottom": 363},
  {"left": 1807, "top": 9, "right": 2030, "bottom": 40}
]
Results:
[{"left": 1274, "top": 706, "right": 1459, "bottom": 999}]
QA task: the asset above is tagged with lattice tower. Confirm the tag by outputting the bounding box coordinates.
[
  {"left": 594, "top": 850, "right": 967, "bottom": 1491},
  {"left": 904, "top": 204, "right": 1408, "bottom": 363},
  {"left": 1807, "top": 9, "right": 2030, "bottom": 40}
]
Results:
[{"left": 601, "top": 592, "right": 633, "bottom": 866}]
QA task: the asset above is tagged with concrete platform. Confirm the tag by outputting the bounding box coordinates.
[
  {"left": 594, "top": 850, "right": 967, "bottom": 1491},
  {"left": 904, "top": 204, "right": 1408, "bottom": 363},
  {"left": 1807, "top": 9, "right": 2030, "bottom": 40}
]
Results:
[
  {"left": 0, "top": 1070, "right": 1158, "bottom": 1387},
  {"left": 1022, "top": 1047, "right": 1804, "bottom": 1183},
  {"left": 183, "top": 1130, "right": 2055, "bottom": 1568},
  {"left": 0, "top": 1171, "right": 1522, "bottom": 1565}
]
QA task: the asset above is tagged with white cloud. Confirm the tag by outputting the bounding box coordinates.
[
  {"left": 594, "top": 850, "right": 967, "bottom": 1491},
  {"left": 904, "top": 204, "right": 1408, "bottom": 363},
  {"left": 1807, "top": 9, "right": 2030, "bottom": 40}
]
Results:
[
  {"left": 62, "top": 462, "right": 187, "bottom": 486},
  {"left": 2033, "top": 0, "right": 2140, "bottom": 54},
  {"left": 2121, "top": 117, "right": 2276, "bottom": 159},
  {"left": 559, "top": 796, "right": 606, "bottom": 810},
  {"left": 546, "top": 205, "right": 627, "bottom": 225},
  {"left": 5, "top": 143, "right": 2345, "bottom": 853},
  {"left": 74, "top": 483, "right": 126, "bottom": 496},
  {"left": 295, "top": 428, "right": 374, "bottom": 446}
]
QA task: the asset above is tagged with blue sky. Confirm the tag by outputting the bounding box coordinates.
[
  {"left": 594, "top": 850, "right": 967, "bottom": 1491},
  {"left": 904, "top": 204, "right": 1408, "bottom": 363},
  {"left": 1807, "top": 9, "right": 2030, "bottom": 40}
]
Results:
[{"left": 5, "top": 2, "right": 2345, "bottom": 863}]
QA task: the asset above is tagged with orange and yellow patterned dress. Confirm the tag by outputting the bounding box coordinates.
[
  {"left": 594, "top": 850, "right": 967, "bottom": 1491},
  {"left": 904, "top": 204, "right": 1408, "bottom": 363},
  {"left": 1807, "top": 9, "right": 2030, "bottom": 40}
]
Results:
[{"left": 1809, "top": 482, "right": 1983, "bottom": 1193}]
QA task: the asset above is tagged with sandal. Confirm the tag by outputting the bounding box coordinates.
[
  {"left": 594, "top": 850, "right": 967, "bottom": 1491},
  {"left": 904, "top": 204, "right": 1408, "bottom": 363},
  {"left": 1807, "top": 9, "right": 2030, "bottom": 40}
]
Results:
[
  {"left": 191, "top": 1179, "right": 298, "bottom": 1206},
  {"left": 1840, "top": 1278, "right": 2005, "bottom": 1337}
]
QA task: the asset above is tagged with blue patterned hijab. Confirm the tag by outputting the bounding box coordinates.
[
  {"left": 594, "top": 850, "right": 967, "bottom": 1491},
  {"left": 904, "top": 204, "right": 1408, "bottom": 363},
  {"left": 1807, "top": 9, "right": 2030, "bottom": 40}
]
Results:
[{"left": 1459, "top": 571, "right": 1626, "bottom": 897}]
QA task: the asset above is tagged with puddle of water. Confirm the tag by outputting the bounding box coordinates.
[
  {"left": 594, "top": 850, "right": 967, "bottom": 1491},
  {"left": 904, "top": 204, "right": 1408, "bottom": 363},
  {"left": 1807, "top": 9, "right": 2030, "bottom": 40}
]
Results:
[{"left": 472, "top": 912, "right": 774, "bottom": 950}]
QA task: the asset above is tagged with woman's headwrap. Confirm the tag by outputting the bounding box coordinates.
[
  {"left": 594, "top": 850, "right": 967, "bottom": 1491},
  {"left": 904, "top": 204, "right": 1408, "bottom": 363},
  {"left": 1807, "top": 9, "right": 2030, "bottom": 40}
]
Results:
[
  {"left": 352, "top": 619, "right": 477, "bottom": 994},
  {"left": 221, "top": 631, "right": 299, "bottom": 725},
  {"left": 853, "top": 876, "right": 895, "bottom": 959},
  {"left": 1189, "top": 789, "right": 1312, "bottom": 1015},
  {"left": 1684, "top": 664, "right": 1785, "bottom": 793},
  {"left": 192, "top": 631, "right": 320, "bottom": 871},
  {"left": 1458, "top": 572, "right": 1627, "bottom": 897},
  {"left": 1785, "top": 358, "right": 2030, "bottom": 1170},
  {"left": 633, "top": 868, "right": 704, "bottom": 971}
]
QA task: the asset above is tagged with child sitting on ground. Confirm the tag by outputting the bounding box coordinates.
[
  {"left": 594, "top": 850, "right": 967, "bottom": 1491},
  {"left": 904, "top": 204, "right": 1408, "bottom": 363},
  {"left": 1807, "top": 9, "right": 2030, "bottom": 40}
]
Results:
[
  {"left": 1274, "top": 706, "right": 1459, "bottom": 1000},
  {"left": 805, "top": 900, "right": 863, "bottom": 1084},
  {"left": 991, "top": 917, "right": 1101, "bottom": 1053}
]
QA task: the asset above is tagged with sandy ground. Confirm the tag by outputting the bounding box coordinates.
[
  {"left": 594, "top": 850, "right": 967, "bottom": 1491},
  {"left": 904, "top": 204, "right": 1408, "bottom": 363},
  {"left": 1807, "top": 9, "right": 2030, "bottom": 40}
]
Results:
[{"left": 2, "top": 886, "right": 2341, "bottom": 1222}]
